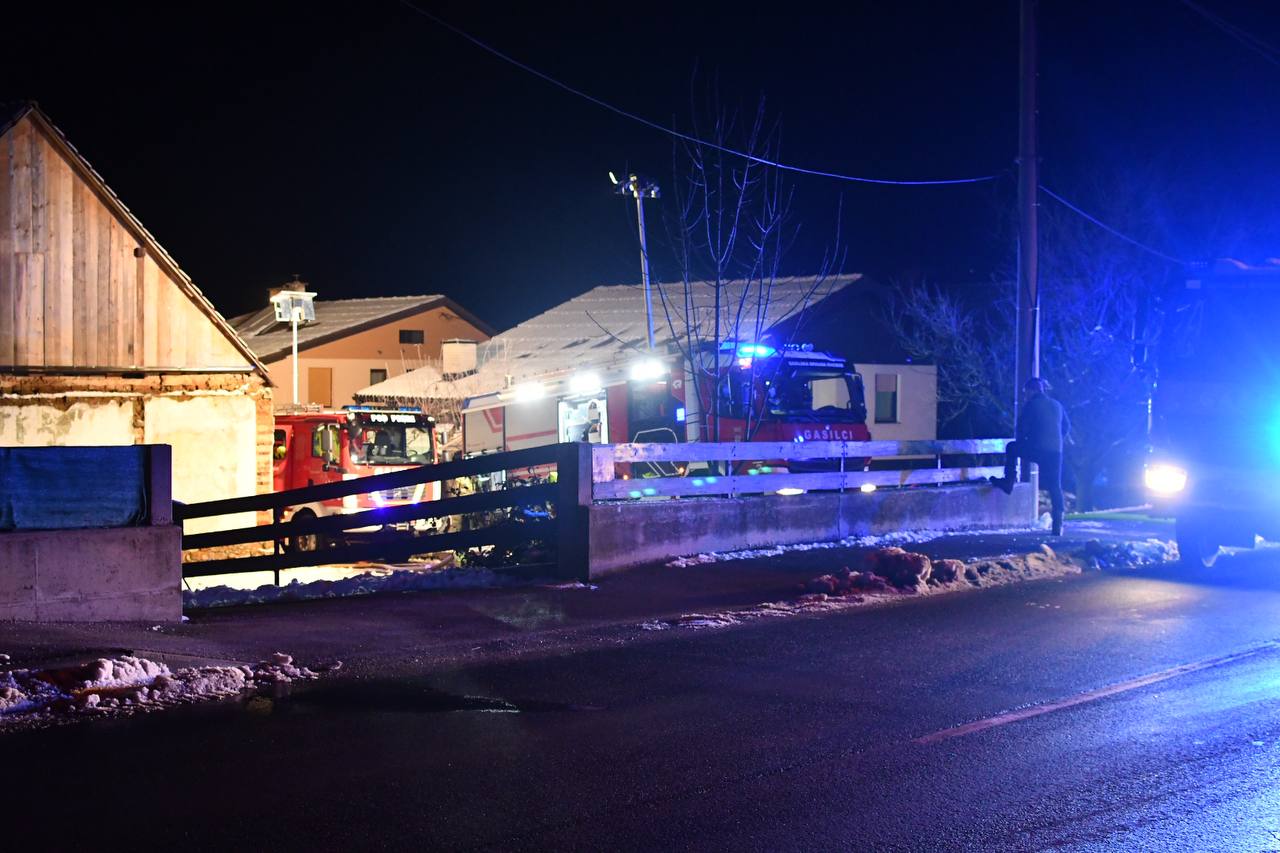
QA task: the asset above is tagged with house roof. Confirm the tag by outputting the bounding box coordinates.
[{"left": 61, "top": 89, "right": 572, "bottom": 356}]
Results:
[
  {"left": 356, "top": 273, "right": 864, "bottom": 402},
  {"left": 230, "top": 295, "right": 495, "bottom": 362},
  {"left": 0, "top": 102, "right": 271, "bottom": 380}
]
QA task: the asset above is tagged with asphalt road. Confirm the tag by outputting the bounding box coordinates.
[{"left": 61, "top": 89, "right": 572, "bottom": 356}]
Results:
[{"left": 11, "top": 542, "right": 1280, "bottom": 851}]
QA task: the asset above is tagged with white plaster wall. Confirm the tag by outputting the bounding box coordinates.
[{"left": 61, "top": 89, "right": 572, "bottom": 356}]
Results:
[
  {"left": 144, "top": 396, "right": 257, "bottom": 534},
  {"left": 857, "top": 363, "right": 937, "bottom": 442},
  {"left": 0, "top": 401, "right": 135, "bottom": 447},
  {"left": 269, "top": 356, "right": 408, "bottom": 410},
  {"left": 812, "top": 364, "right": 938, "bottom": 442}
]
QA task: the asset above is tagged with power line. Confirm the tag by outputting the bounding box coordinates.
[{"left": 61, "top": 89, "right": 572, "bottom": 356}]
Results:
[
  {"left": 1180, "top": 0, "right": 1280, "bottom": 68},
  {"left": 1038, "top": 185, "right": 1185, "bottom": 264},
  {"left": 396, "top": 0, "right": 1002, "bottom": 187}
]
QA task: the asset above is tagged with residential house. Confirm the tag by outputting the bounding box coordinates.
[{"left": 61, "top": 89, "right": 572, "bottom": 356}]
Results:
[{"left": 231, "top": 283, "right": 493, "bottom": 410}]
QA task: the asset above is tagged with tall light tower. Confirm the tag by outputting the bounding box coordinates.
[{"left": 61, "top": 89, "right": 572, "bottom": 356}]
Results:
[
  {"left": 270, "top": 282, "right": 317, "bottom": 406},
  {"left": 610, "top": 171, "right": 660, "bottom": 350}
]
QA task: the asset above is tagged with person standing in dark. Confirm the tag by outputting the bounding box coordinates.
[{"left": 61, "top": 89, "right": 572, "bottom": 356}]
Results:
[{"left": 990, "top": 377, "right": 1070, "bottom": 535}]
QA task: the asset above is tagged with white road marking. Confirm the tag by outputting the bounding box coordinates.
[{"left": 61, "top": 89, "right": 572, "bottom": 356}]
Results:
[{"left": 916, "top": 640, "right": 1280, "bottom": 745}]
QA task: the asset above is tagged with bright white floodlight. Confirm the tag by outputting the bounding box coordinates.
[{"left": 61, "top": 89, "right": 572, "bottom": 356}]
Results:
[
  {"left": 629, "top": 359, "right": 668, "bottom": 381},
  {"left": 569, "top": 372, "right": 603, "bottom": 396},
  {"left": 513, "top": 382, "right": 546, "bottom": 403}
]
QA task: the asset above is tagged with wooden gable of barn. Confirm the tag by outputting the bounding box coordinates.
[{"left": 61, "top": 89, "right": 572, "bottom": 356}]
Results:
[{"left": 0, "top": 105, "right": 267, "bottom": 375}]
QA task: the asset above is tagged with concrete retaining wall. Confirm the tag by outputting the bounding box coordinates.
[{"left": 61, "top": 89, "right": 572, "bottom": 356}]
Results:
[
  {"left": 587, "top": 482, "right": 1036, "bottom": 576},
  {"left": 0, "top": 444, "right": 181, "bottom": 622},
  {"left": 0, "top": 525, "right": 182, "bottom": 622}
]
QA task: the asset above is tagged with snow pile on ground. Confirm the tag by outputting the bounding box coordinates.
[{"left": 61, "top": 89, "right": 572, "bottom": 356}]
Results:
[
  {"left": 185, "top": 566, "right": 512, "bottom": 609},
  {"left": 665, "top": 525, "right": 1040, "bottom": 568},
  {"left": 643, "top": 544, "right": 1088, "bottom": 632},
  {"left": 1080, "top": 538, "right": 1178, "bottom": 570},
  {"left": 0, "top": 652, "right": 336, "bottom": 731}
]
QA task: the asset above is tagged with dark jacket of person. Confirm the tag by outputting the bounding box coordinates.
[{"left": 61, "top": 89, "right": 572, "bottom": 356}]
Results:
[{"left": 1016, "top": 393, "right": 1070, "bottom": 455}]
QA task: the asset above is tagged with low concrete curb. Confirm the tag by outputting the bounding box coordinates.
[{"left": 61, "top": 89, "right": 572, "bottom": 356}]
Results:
[{"left": 588, "top": 481, "right": 1036, "bottom": 576}]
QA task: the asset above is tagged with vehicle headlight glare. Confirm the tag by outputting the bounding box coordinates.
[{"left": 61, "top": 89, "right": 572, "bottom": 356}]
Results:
[{"left": 1144, "top": 463, "right": 1188, "bottom": 496}]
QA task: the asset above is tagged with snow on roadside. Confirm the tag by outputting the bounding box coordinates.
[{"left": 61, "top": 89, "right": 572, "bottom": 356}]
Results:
[
  {"left": 1080, "top": 538, "right": 1178, "bottom": 569},
  {"left": 665, "top": 525, "right": 1041, "bottom": 568},
  {"left": 645, "top": 537, "right": 1181, "bottom": 633},
  {"left": 184, "top": 566, "right": 513, "bottom": 609},
  {"left": 0, "top": 652, "right": 337, "bottom": 732}
]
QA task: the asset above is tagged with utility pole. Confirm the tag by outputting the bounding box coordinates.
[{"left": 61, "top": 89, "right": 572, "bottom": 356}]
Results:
[
  {"left": 1016, "top": 0, "right": 1041, "bottom": 421},
  {"left": 610, "top": 172, "right": 660, "bottom": 350}
]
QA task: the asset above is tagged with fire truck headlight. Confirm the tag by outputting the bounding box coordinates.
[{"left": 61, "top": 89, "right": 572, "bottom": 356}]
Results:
[{"left": 1144, "top": 463, "right": 1188, "bottom": 496}]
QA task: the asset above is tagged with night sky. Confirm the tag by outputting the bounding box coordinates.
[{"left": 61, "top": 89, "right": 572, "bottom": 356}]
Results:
[{"left": 4, "top": 1, "right": 1279, "bottom": 330}]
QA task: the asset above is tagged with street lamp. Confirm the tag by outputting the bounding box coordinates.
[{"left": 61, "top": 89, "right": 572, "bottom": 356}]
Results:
[
  {"left": 270, "top": 286, "right": 317, "bottom": 406},
  {"left": 610, "top": 171, "right": 660, "bottom": 350}
]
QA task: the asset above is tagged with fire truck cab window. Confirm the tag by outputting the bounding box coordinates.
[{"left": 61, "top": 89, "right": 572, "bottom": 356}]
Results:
[
  {"left": 348, "top": 418, "right": 434, "bottom": 465},
  {"left": 273, "top": 429, "right": 288, "bottom": 461},
  {"left": 771, "top": 376, "right": 813, "bottom": 413}
]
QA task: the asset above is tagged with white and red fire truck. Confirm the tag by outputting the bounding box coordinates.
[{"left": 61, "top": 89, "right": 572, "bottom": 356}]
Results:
[
  {"left": 271, "top": 407, "right": 440, "bottom": 551},
  {"left": 460, "top": 341, "right": 870, "bottom": 471}
]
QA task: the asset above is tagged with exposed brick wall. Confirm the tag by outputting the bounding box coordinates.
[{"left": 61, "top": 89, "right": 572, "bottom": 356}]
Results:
[{"left": 254, "top": 389, "right": 276, "bottom": 528}]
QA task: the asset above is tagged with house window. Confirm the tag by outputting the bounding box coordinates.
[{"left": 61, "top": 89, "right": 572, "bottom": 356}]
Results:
[
  {"left": 874, "top": 373, "right": 899, "bottom": 424},
  {"left": 369, "top": 368, "right": 388, "bottom": 385},
  {"left": 399, "top": 329, "right": 425, "bottom": 345}
]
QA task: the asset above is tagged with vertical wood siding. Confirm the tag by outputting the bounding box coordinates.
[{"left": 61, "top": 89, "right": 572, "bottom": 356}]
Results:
[{"left": 0, "top": 116, "right": 249, "bottom": 370}]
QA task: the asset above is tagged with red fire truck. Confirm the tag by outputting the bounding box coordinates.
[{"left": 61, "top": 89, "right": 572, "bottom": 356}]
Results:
[
  {"left": 696, "top": 341, "right": 870, "bottom": 444},
  {"left": 271, "top": 407, "right": 440, "bottom": 551},
  {"left": 461, "top": 340, "right": 870, "bottom": 475}
]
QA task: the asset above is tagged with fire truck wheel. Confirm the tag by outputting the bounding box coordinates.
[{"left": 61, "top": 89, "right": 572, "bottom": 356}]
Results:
[
  {"left": 1176, "top": 516, "right": 1219, "bottom": 569},
  {"left": 288, "top": 509, "right": 327, "bottom": 554}
]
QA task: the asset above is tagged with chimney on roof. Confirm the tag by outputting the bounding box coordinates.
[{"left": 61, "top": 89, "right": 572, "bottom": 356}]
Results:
[
  {"left": 442, "top": 339, "right": 478, "bottom": 377},
  {"left": 268, "top": 274, "right": 311, "bottom": 303}
]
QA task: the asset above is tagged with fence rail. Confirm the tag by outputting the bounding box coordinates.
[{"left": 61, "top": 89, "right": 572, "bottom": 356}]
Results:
[{"left": 591, "top": 438, "right": 1008, "bottom": 500}]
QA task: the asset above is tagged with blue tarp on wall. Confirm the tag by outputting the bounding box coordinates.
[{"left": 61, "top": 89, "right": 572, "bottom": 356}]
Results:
[{"left": 0, "top": 446, "right": 148, "bottom": 531}]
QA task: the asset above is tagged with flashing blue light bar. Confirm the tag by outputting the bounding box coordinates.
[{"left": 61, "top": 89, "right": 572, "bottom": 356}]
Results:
[{"left": 718, "top": 341, "right": 779, "bottom": 359}]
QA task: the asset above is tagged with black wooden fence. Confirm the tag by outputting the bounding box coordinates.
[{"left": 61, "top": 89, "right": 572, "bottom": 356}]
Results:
[{"left": 177, "top": 443, "right": 591, "bottom": 581}]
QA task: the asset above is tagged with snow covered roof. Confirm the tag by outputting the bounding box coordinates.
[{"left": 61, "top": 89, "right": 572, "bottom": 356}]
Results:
[
  {"left": 231, "top": 295, "right": 494, "bottom": 362},
  {"left": 356, "top": 273, "right": 861, "bottom": 403}
]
